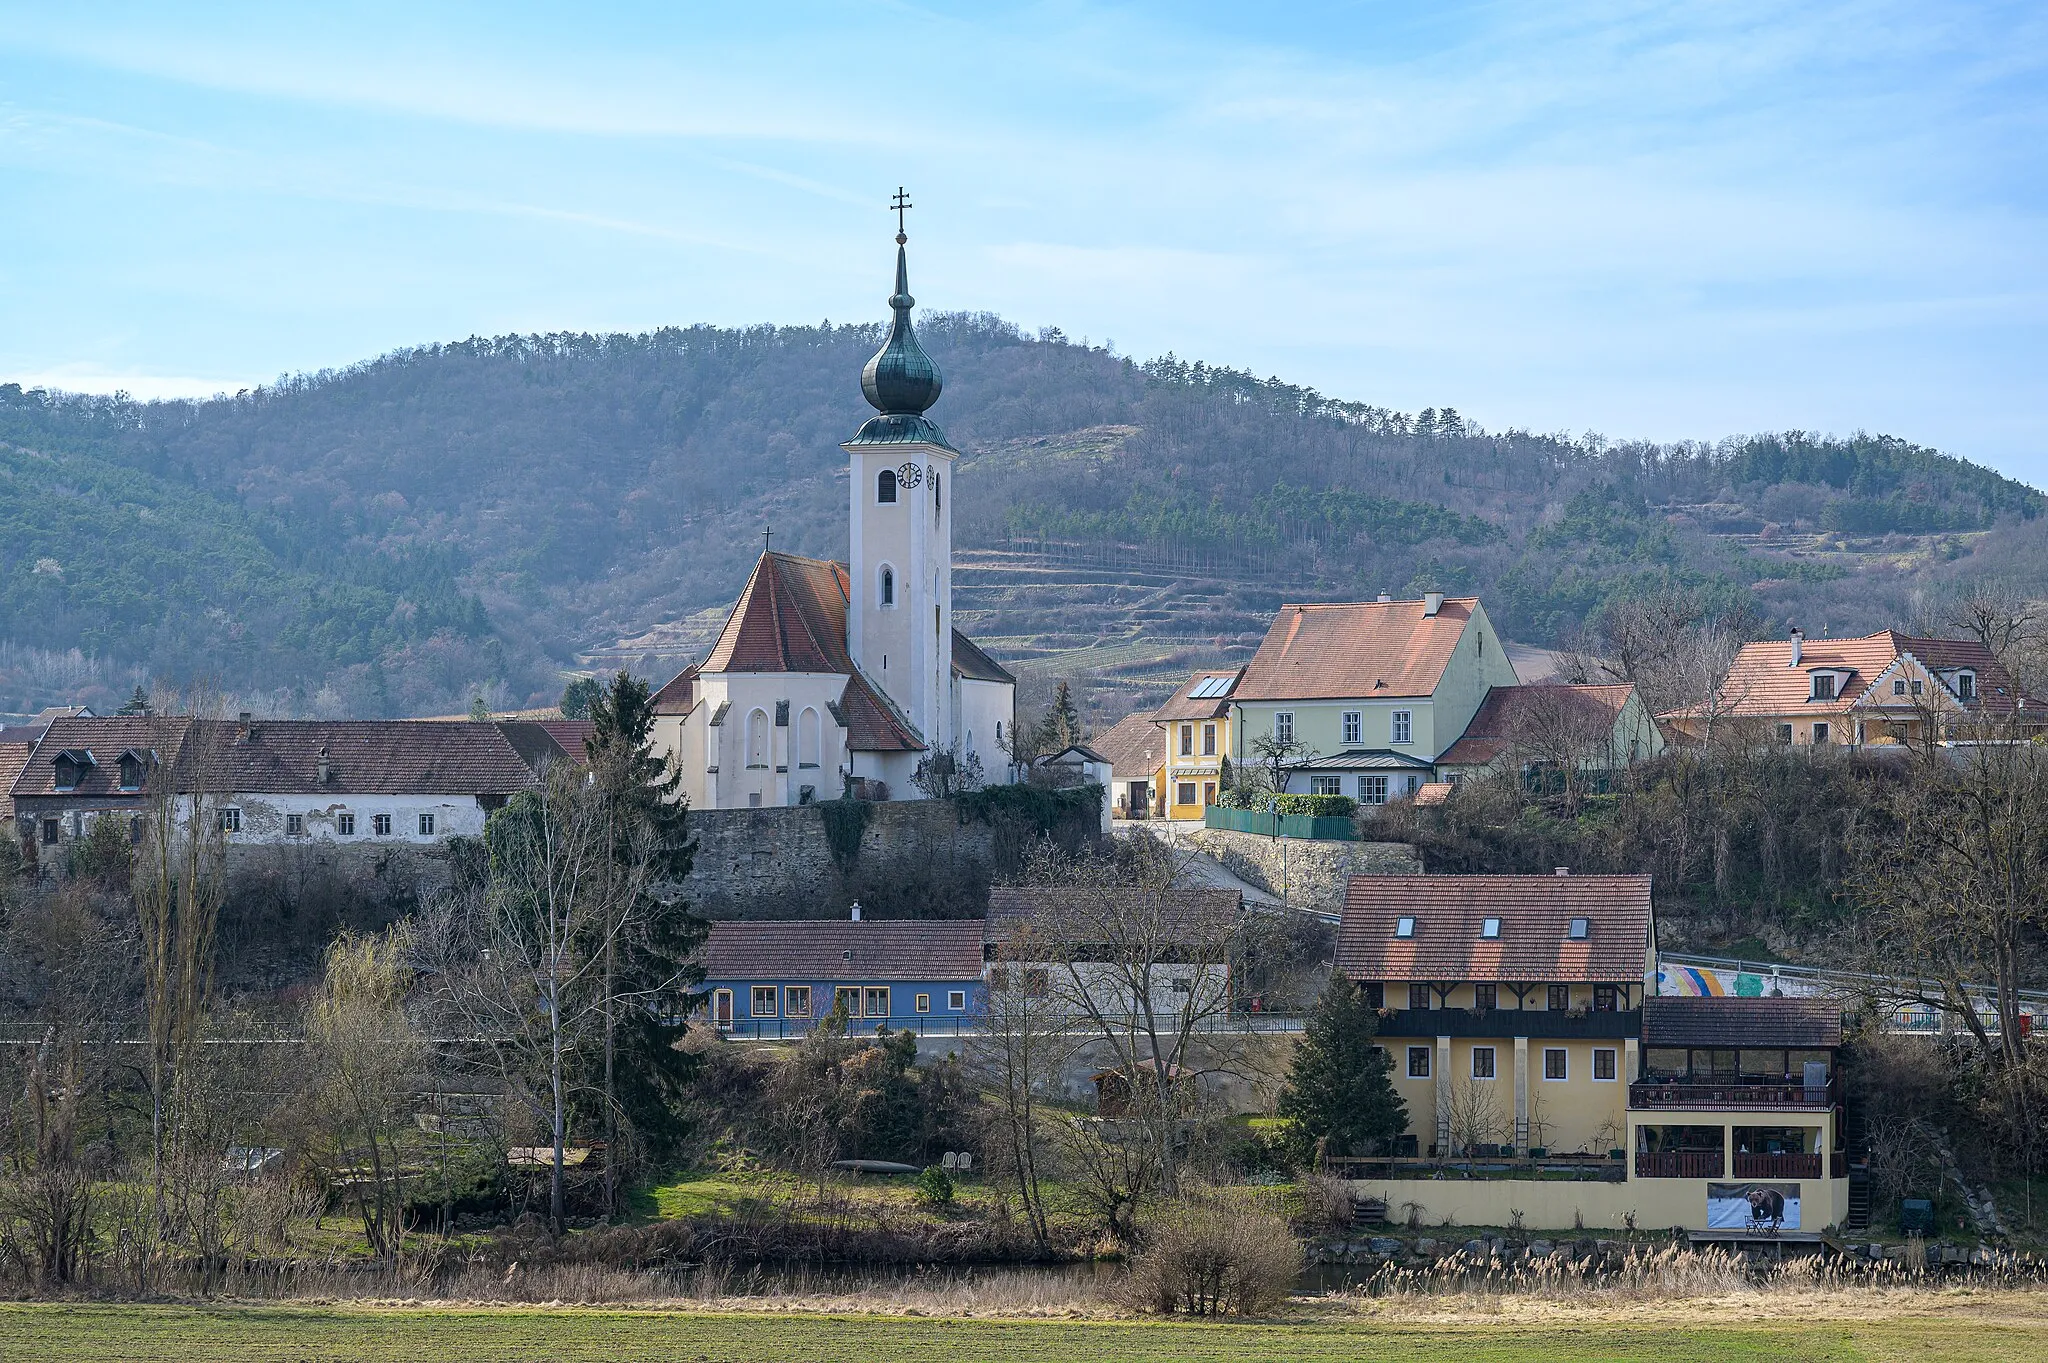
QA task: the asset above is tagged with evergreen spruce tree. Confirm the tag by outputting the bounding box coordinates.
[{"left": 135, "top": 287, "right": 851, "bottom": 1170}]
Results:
[
  {"left": 118, "top": 684, "right": 152, "bottom": 716},
  {"left": 1045, "top": 680, "right": 1084, "bottom": 751},
  {"left": 1278, "top": 975, "right": 1406, "bottom": 1165},
  {"left": 584, "top": 671, "right": 706, "bottom": 1179}
]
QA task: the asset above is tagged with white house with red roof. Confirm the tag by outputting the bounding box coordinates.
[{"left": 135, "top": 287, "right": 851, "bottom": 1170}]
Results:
[{"left": 648, "top": 231, "right": 1015, "bottom": 809}]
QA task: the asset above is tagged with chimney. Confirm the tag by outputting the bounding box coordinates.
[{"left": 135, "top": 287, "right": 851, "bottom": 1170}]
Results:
[
  {"left": 1788, "top": 626, "right": 1804, "bottom": 667},
  {"left": 1376, "top": 592, "right": 1392, "bottom": 603},
  {"left": 237, "top": 712, "right": 253, "bottom": 743},
  {"left": 317, "top": 744, "right": 332, "bottom": 786},
  {"left": 1423, "top": 591, "right": 1445, "bottom": 617},
  {"left": 850, "top": 901, "right": 862, "bottom": 922},
  {"left": 1554, "top": 866, "right": 1570, "bottom": 876}
]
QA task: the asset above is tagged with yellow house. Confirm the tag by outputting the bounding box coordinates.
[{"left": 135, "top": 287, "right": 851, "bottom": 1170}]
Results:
[
  {"left": 1334, "top": 873, "right": 1853, "bottom": 1237},
  {"left": 1152, "top": 667, "right": 1241, "bottom": 821},
  {"left": 1230, "top": 593, "right": 1519, "bottom": 804}
]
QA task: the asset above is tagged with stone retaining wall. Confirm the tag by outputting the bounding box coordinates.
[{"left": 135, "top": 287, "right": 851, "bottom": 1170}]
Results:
[
  {"left": 684, "top": 800, "right": 997, "bottom": 919},
  {"left": 1184, "top": 827, "right": 1420, "bottom": 911}
]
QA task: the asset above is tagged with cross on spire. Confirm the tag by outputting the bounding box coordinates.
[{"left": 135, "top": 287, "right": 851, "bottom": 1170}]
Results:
[
  {"left": 891, "top": 186, "right": 912, "bottom": 244},
  {"left": 763, "top": 526, "right": 774, "bottom": 556}
]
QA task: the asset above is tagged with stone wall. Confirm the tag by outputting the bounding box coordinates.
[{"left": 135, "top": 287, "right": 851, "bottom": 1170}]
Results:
[
  {"left": 1185, "top": 827, "right": 1420, "bottom": 912},
  {"left": 684, "top": 799, "right": 998, "bottom": 919}
]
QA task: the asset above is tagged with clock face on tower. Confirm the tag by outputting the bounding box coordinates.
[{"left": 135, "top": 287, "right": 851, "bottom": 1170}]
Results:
[{"left": 895, "top": 462, "right": 924, "bottom": 489}]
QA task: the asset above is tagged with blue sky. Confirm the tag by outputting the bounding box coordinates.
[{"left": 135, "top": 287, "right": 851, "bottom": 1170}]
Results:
[{"left": 1, "top": 1, "right": 2043, "bottom": 478}]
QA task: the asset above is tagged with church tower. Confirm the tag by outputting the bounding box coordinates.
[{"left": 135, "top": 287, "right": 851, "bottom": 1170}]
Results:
[{"left": 844, "top": 203, "right": 956, "bottom": 752}]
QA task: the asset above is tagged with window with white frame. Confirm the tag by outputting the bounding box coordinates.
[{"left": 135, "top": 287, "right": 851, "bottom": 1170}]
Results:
[
  {"left": 863, "top": 986, "right": 891, "bottom": 1018},
  {"left": 418, "top": 812, "right": 436, "bottom": 836},
  {"left": 285, "top": 813, "right": 305, "bottom": 836},
  {"left": 1391, "top": 710, "right": 1413, "bottom": 744},
  {"left": 219, "top": 807, "right": 242, "bottom": 833},
  {"left": 1202, "top": 723, "right": 1216, "bottom": 756},
  {"left": 1177, "top": 781, "right": 1197, "bottom": 806},
  {"left": 1593, "top": 1048, "right": 1617, "bottom": 1081},
  {"left": 1310, "top": 775, "right": 1342, "bottom": 796},
  {"left": 1273, "top": 712, "right": 1293, "bottom": 744},
  {"left": 1360, "top": 774, "right": 1389, "bottom": 804},
  {"left": 373, "top": 813, "right": 392, "bottom": 837},
  {"left": 1180, "top": 723, "right": 1193, "bottom": 756},
  {"left": 1957, "top": 671, "right": 1976, "bottom": 701},
  {"left": 948, "top": 990, "right": 966, "bottom": 1010},
  {"left": 1893, "top": 678, "right": 1906, "bottom": 696},
  {"left": 337, "top": 811, "right": 356, "bottom": 836},
  {"left": 1811, "top": 673, "right": 1837, "bottom": 701},
  {"left": 1407, "top": 1046, "right": 1430, "bottom": 1078},
  {"left": 1342, "top": 711, "right": 1361, "bottom": 745},
  {"left": 1472, "top": 1046, "right": 1496, "bottom": 1079}
]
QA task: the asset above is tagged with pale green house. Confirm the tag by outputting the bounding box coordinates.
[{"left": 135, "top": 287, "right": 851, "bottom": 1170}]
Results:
[{"left": 1229, "top": 592, "right": 1520, "bottom": 803}]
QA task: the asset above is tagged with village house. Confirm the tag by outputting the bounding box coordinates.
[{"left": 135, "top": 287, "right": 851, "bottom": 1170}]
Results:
[
  {"left": 647, "top": 233, "right": 1015, "bottom": 809},
  {"left": 1150, "top": 667, "right": 1241, "bottom": 820},
  {"left": 1334, "top": 872, "right": 1855, "bottom": 1236},
  {"left": 10, "top": 713, "right": 545, "bottom": 858},
  {"left": 1228, "top": 593, "right": 1520, "bottom": 803},
  {"left": 984, "top": 885, "right": 1240, "bottom": 1017},
  {"left": 1089, "top": 711, "right": 1166, "bottom": 820},
  {"left": 1664, "top": 626, "right": 2041, "bottom": 747},
  {"left": 698, "top": 914, "right": 987, "bottom": 1037},
  {"left": 1433, "top": 681, "right": 1665, "bottom": 784}
]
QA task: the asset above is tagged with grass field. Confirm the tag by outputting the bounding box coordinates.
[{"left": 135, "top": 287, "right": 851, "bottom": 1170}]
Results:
[{"left": 5, "top": 1301, "right": 2048, "bottom": 1363}]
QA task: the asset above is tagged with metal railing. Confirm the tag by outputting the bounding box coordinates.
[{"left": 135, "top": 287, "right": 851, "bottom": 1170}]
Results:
[
  {"left": 1630, "top": 1077, "right": 1839, "bottom": 1110},
  {"left": 712, "top": 1010, "right": 1313, "bottom": 1041}
]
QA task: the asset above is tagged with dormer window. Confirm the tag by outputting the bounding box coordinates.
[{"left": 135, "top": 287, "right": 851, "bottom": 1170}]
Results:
[
  {"left": 1481, "top": 917, "right": 1501, "bottom": 939},
  {"left": 117, "top": 751, "right": 147, "bottom": 791},
  {"left": 1568, "top": 917, "right": 1590, "bottom": 939},
  {"left": 1811, "top": 673, "right": 1836, "bottom": 701},
  {"left": 1394, "top": 916, "right": 1416, "bottom": 938},
  {"left": 50, "top": 749, "right": 94, "bottom": 792},
  {"left": 1956, "top": 671, "right": 1976, "bottom": 702}
]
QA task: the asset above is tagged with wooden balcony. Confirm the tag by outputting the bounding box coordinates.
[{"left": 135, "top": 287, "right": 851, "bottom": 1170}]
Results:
[
  {"left": 1635, "top": 1150, "right": 1724, "bottom": 1179},
  {"left": 1629, "top": 1078, "right": 1838, "bottom": 1110},
  {"left": 1733, "top": 1152, "right": 1823, "bottom": 1180}
]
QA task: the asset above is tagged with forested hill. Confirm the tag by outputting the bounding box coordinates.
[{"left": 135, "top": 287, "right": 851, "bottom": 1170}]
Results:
[{"left": 0, "top": 313, "right": 2041, "bottom": 718}]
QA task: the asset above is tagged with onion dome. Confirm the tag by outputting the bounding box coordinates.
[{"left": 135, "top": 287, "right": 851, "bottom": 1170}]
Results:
[{"left": 849, "top": 236, "right": 955, "bottom": 451}]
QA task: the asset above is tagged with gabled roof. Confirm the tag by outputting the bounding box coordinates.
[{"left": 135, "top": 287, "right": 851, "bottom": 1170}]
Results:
[
  {"left": 1437, "top": 683, "right": 1638, "bottom": 767},
  {"left": 1236, "top": 597, "right": 1481, "bottom": 701},
  {"left": 703, "top": 553, "right": 853, "bottom": 676},
  {"left": 1678, "top": 630, "right": 2033, "bottom": 720},
  {"left": 1089, "top": 712, "right": 1165, "bottom": 780},
  {"left": 985, "top": 885, "right": 1242, "bottom": 941},
  {"left": 1338, "top": 874, "right": 1653, "bottom": 983},
  {"left": 836, "top": 673, "right": 925, "bottom": 752},
  {"left": 495, "top": 720, "right": 592, "bottom": 772},
  {"left": 1153, "top": 668, "right": 1243, "bottom": 722},
  {"left": 952, "top": 631, "right": 1015, "bottom": 685},
  {"left": 1644, "top": 997, "right": 1842, "bottom": 1049},
  {"left": 701, "top": 918, "right": 987, "bottom": 982},
  {"left": 0, "top": 743, "right": 32, "bottom": 819},
  {"left": 12, "top": 717, "right": 539, "bottom": 799}
]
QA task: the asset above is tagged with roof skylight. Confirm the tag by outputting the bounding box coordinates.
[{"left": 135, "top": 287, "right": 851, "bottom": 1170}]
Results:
[
  {"left": 1394, "top": 916, "right": 1416, "bottom": 938},
  {"left": 1568, "top": 917, "right": 1590, "bottom": 939},
  {"left": 1481, "top": 917, "right": 1501, "bottom": 938}
]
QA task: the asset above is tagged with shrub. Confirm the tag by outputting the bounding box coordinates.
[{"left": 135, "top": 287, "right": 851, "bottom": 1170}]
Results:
[
  {"left": 1273, "top": 793, "right": 1356, "bottom": 818},
  {"left": 913, "top": 1165, "right": 955, "bottom": 1210},
  {"left": 1120, "top": 1197, "right": 1301, "bottom": 1316}
]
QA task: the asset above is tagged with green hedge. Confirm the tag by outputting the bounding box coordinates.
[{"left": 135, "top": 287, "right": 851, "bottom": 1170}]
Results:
[{"left": 1274, "top": 793, "right": 1357, "bottom": 818}]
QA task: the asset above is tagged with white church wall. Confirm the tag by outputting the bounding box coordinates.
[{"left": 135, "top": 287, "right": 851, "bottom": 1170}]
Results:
[{"left": 956, "top": 676, "right": 1014, "bottom": 785}]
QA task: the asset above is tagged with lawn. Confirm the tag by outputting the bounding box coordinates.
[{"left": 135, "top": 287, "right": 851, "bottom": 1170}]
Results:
[{"left": 5, "top": 1303, "right": 2048, "bottom": 1363}]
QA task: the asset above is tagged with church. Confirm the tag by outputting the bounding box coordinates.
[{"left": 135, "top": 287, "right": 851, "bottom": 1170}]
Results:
[{"left": 648, "top": 225, "right": 1017, "bottom": 808}]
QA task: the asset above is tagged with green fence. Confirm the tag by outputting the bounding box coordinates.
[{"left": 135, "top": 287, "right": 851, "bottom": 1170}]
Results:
[{"left": 1203, "top": 806, "right": 1358, "bottom": 841}]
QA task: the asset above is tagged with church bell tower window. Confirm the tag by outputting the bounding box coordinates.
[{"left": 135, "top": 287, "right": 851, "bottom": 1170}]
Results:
[
  {"left": 879, "top": 565, "right": 895, "bottom": 607},
  {"left": 877, "top": 469, "right": 897, "bottom": 503}
]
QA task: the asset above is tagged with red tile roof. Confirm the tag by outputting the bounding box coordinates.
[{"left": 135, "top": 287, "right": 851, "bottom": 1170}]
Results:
[
  {"left": 1338, "top": 874, "right": 1653, "bottom": 983},
  {"left": 1677, "top": 630, "right": 2033, "bottom": 720},
  {"left": 1152, "top": 668, "right": 1242, "bottom": 722},
  {"left": 1436, "top": 683, "right": 1637, "bottom": 767},
  {"left": 0, "top": 743, "right": 31, "bottom": 818},
  {"left": 701, "top": 918, "right": 986, "bottom": 982},
  {"left": 1089, "top": 712, "right": 1165, "bottom": 780},
  {"left": 12, "top": 717, "right": 538, "bottom": 799},
  {"left": 1644, "top": 997, "right": 1842, "bottom": 1049},
  {"left": 836, "top": 674, "right": 925, "bottom": 753},
  {"left": 1237, "top": 597, "right": 1481, "bottom": 701},
  {"left": 703, "top": 553, "right": 853, "bottom": 675},
  {"left": 652, "top": 665, "right": 699, "bottom": 717}
]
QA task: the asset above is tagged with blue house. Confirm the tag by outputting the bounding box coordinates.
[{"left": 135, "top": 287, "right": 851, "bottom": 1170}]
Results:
[{"left": 700, "top": 916, "right": 987, "bottom": 1038}]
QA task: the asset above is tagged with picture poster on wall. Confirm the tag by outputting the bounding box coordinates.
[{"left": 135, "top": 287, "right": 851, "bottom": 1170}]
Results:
[{"left": 1707, "top": 1182, "right": 1801, "bottom": 1231}]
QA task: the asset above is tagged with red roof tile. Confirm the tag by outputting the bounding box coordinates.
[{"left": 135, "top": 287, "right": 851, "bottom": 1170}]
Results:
[
  {"left": 1437, "top": 683, "right": 1637, "bottom": 767},
  {"left": 703, "top": 553, "right": 853, "bottom": 675},
  {"left": 702, "top": 918, "right": 986, "bottom": 982},
  {"left": 12, "top": 717, "right": 537, "bottom": 799},
  {"left": 1089, "top": 713, "right": 1165, "bottom": 780},
  {"left": 1338, "top": 874, "right": 1653, "bottom": 983},
  {"left": 0, "top": 743, "right": 31, "bottom": 819},
  {"left": 1677, "top": 630, "right": 2034, "bottom": 720},
  {"left": 1237, "top": 597, "right": 1480, "bottom": 701},
  {"left": 652, "top": 665, "right": 699, "bottom": 717}
]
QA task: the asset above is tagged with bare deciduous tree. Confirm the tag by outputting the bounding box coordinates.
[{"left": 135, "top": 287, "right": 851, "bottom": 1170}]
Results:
[{"left": 970, "top": 923, "right": 1080, "bottom": 1254}]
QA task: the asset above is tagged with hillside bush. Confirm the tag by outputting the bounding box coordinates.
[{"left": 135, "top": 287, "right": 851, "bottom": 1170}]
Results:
[{"left": 1215, "top": 791, "right": 1355, "bottom": 818}]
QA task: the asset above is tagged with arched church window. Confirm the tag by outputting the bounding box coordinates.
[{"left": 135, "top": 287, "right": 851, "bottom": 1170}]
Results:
[
  {"left": 932, "top": 468, "right": 940, "bottom": 511},
  {"left": 877, "top": 469, "right": 897, "bottom": 503},
  {"left": 879, "top": 565, "right": 895, "bottom": 607},
  {"left": 746, "top": 709, "right": 770, "bottom": 768},
  {"left": 799, "top": 707, "right": 821, "bottom": 769}
]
